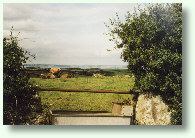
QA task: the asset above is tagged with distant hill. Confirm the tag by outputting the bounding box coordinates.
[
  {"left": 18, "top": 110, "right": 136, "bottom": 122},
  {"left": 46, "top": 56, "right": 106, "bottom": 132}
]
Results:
[{"left": 24, "top": 64, "right": 128, "bottom": 69}]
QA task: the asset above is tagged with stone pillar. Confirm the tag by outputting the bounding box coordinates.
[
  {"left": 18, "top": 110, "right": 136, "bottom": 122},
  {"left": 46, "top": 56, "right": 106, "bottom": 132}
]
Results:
[{"left": 135, "top": 93, "right": 171, "bottom": 125}]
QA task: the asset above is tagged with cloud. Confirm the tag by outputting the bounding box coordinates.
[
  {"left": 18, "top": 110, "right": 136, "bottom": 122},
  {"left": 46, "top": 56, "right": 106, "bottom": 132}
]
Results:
[
  {"left": 3, "top": 3, "right": 139, "bottom": 65},
  {"left": 3, "top": 4, "right": 32, "bottom": 21}
]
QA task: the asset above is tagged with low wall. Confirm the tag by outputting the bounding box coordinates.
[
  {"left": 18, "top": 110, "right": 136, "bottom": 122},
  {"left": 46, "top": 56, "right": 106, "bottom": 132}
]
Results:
[{"left": 50, "top": 110, "right": 132, "bottom": 125}]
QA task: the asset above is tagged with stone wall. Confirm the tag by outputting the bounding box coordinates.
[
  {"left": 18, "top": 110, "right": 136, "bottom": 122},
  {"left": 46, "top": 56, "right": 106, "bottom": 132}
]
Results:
[{"left": 135, "top": 93, "right": 171, "bottom": 125}]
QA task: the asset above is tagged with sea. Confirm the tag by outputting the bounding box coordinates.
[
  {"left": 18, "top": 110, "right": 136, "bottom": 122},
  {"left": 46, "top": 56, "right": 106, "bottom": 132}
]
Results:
[{"left": 24, "top": 64, "right": 128, "bottom": 69}]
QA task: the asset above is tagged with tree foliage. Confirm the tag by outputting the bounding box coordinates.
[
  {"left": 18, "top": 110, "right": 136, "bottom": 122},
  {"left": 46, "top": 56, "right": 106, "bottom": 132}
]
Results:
[
  {"left": 105, "top": 4, "right": 182, "bottom": 125},
  {"left": 3, "top": 28, "right": 41, "bottom": 125}
]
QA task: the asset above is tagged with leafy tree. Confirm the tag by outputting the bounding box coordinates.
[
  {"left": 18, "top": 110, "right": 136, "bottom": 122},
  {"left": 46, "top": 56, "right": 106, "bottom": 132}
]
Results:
[
  {"left": 3, "top": 28, "right": 41, "bottom": 125},
  {"left": 105, "top": 3, "right": 182, "bottom": 125}
]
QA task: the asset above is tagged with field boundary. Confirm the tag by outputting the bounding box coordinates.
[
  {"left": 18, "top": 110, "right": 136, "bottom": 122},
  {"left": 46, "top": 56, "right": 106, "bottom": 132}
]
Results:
[{"left": 39, "top": 87, "right": 139, "bottom": 94}]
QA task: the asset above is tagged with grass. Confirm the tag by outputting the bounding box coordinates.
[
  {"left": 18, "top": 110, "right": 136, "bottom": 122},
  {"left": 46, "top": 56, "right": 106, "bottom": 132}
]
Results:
[
  {"left": 38, "top": 91, "right": 134, "bottom": 112},
  {"left": 30, "top": 76, "right": 135, "bottom": 112},
  {"left": 26, "top": 68, "right": 133, "bottom": 77},
  {"left": 30, "top": 77, "right": 134, "bottom": 91}
]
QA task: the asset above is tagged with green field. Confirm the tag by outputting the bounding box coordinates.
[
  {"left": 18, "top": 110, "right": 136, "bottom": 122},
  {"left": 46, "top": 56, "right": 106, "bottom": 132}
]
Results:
[
  {"left": 29, "top": 69, "right": 135, "bottom": 112},
  {"left": 26, "top": 68, "right": 132, "bottom": 78}
]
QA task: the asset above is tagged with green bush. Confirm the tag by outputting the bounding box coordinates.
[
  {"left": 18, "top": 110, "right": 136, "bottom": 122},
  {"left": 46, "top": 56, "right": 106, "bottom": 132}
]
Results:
[
  {"left": 3, "top": 28, "right": 41, "bottom": 125},
  {"left": 105, "top": 4, "right": 182, "bottom": 125}
]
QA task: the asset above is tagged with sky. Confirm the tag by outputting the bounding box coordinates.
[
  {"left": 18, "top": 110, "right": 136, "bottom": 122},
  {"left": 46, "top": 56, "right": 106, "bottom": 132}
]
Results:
[{"left": 3, "top": 3, "right": 139, "bottom": 65}]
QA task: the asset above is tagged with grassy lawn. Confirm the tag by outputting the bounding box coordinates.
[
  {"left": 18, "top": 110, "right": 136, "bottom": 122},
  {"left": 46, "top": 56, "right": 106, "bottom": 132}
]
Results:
[
  {"left": 30, "top": 76, "right": 135, "bottom": 112},
  {"left": 30, "top": 77, "right": 134, "bottom": 91}
]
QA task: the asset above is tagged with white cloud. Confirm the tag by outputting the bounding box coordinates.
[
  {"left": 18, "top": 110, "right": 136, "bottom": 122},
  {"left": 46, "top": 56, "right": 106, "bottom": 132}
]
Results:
[{"left": 3, "top": 3, "right": 139, "bottom": 65}]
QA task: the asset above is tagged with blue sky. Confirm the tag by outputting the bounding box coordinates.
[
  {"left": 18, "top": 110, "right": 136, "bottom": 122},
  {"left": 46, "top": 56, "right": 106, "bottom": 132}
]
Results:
[{"left": 3, "top": 3, "right": 140, "bottom": 65}]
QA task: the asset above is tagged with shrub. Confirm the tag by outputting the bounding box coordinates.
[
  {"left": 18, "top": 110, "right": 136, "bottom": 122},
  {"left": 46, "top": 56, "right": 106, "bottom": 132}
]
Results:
[
  {"left": 105, "top": 4, "right": 182, "bottom": 125},
  {"left": 3, "top": 28, "right": 41, "bottom": 125}
]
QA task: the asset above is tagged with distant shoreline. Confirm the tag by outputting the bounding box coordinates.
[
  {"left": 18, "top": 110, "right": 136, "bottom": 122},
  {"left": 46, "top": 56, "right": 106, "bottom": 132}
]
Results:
[{"left": 24, "top": 64, "right": 128, "bottom": 69}]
